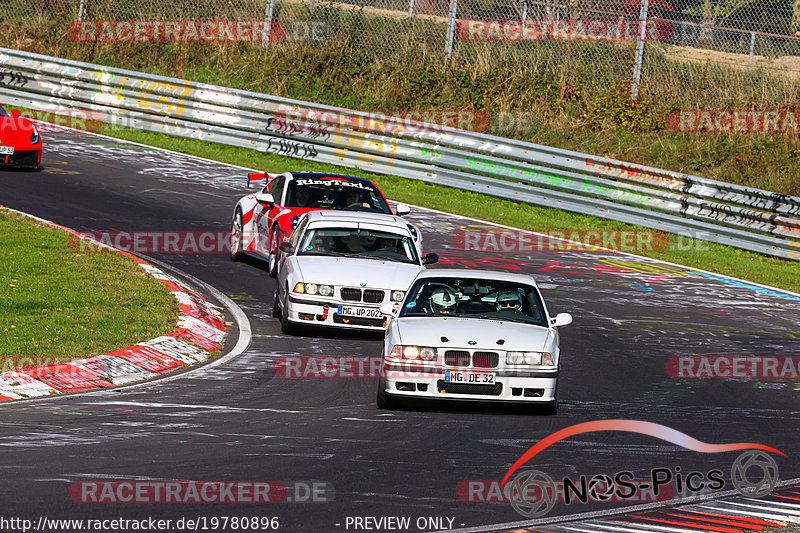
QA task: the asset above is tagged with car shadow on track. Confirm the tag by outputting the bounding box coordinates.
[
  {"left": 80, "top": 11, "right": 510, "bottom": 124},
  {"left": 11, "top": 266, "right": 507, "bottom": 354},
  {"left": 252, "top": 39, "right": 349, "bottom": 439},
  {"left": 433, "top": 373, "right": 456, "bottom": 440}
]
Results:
[{"left": 385, "top": 397, "right": 558, "bottom": 416}]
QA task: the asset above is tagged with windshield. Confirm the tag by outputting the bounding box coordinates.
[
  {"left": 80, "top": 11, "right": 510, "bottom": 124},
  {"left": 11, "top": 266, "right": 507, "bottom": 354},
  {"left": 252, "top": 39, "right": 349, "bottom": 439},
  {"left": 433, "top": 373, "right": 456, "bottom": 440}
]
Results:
[
  {"left": 399, "top": 277, "right": 548, "bottom": 326},
  {"left": 285, "top": 178, "right": 391, "bottom": 213},
  {"left": 297, "top": 227, "right": 419, "bottom": 264}
]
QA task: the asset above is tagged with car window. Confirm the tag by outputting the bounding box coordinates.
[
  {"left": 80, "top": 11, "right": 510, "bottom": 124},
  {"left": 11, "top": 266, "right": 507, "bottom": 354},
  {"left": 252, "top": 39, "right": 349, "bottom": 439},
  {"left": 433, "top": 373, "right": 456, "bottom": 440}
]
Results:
[
  {"left": 290, "top": 216, "right": 310, "bottom": 247},
  {"left": 0, "top": 105, "right": 7, "bottom": 117},
  {"left": 297, "top": 227, "right": 418, "bottom": 264},
  {"left": 284, "top": 178, "right": 391, "bottom": 213},
  {"left": 267, "top": 176, "right": 286, "bottom": 204},
  {"left": 399, "top": 277, "right": 547, "bottom": 326}
]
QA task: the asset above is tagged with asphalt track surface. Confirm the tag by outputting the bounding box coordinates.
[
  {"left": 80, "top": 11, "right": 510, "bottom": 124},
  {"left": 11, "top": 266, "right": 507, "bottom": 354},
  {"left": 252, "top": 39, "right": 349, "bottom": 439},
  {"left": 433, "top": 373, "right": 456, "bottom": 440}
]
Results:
[{"left": 1, "top": 130, "right": 799, "bottom": 532}]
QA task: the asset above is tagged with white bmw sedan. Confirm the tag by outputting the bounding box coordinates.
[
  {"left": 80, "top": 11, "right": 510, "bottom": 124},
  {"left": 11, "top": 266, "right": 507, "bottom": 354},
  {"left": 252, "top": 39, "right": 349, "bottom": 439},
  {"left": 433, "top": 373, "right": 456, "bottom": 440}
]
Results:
[
  {"left": 273, "top": 210, "right": 438, "bottom": 334},
  {"left": 376, "top": 269, "right": 572, "bottom": 414}
]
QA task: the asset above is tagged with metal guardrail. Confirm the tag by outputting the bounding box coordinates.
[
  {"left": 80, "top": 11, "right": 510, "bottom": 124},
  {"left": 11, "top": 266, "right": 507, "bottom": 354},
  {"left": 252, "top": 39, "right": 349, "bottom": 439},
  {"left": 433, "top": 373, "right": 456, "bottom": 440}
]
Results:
[{"left": 1, "top": 46, "right": 799, "bottom": 261}]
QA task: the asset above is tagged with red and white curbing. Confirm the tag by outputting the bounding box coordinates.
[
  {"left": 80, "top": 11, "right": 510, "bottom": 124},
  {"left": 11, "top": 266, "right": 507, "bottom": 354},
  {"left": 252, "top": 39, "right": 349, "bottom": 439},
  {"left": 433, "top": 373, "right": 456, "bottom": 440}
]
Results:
[{"left": 0, "top": 207, "right": 226, "bottom": 402}]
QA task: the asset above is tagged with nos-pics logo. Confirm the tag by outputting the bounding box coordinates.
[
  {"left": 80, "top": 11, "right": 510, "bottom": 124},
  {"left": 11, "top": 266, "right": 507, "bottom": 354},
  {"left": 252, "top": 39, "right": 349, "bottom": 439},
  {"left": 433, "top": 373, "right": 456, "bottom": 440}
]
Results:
[{"left": 500, "top": 420, "right": 784, "bottom": 518}]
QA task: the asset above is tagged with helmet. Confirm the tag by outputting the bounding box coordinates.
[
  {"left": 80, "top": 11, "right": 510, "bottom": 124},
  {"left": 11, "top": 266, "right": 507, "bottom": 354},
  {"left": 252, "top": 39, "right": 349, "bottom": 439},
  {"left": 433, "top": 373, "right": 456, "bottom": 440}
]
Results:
[
  {"left": 430, "top": 287, "right": 457, "bottom": 314},
  {"left": 496, "top": 290, "right": 522, "bottom": 311}
]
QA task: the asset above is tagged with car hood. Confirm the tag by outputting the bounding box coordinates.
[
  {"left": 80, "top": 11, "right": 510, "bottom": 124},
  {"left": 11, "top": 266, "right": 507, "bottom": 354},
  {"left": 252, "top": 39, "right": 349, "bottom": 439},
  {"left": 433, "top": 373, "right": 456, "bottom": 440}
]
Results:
[
  {"left": 294, "top": 256, "right": 423, "bottom": 289},
  {"left": 0, "top": 117, "right": 37, "bottom": 143},
  {"left": 394, "top": 317, "right": 551, "bottom": 352}
]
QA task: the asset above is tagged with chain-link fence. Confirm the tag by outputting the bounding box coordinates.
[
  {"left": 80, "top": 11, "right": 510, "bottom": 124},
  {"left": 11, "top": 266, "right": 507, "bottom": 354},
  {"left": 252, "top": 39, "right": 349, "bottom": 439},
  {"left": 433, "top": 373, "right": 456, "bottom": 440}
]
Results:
[{"left": 4, "top": 0, "right": 800, "bottom": 97}]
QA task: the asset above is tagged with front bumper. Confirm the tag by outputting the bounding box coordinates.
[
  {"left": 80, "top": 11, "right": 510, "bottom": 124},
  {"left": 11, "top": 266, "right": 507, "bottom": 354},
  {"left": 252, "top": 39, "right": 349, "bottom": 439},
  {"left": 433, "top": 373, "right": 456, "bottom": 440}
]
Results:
[
  {"left": 381, "top": 361, "right": 558, "bottom": 403},
  {"left": 0, "top": 149, "right": 41, "bottom": 168},
  {"left": 286, "top": 294, "right": 387, "bottom": 330}
]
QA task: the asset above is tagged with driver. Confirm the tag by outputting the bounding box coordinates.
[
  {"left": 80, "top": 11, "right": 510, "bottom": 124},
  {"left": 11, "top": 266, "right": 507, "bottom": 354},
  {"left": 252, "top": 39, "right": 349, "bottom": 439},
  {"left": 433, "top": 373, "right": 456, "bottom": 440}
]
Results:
[
  {"left": 495, "top": 290, "right": 523, "bottom": 312},
  {"left": 429, "top": 287, "right": 457, "bottom": 315},
  {"left": 294, "top": 187, "right": 312, "bottom": 207}
]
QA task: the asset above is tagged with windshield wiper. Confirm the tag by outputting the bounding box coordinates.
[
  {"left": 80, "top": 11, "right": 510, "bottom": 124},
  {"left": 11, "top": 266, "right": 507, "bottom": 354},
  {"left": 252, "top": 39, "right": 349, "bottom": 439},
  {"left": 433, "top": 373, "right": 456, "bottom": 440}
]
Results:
[
  {"left": 466, "top": 314, "right": 533, "bottom": 324},
  {"left": 301, "top": 250, "right": 361, "bottom": 258},
  {"left": 360, "top": 253, "right": 412, "bottom": 263}
]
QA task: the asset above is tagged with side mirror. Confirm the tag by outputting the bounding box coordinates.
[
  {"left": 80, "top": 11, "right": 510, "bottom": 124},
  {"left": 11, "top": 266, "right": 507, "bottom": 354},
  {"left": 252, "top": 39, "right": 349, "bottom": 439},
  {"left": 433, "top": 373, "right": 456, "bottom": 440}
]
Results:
[
  {"left": 255, "top": 192, "right": 275, "bottom": 208},
  {"left": 380, "top": 302, "right": 400, "bottom": 317},
  {"left": 394, "top": 204, "right": 411, "bottom": 216},
  {"left": 9, "top": 109, "right": 21, "bottom": 118},
  {"left": 279, "top": 241, "right": 293, "bottom": 254},
  {"left": 422, "top": 252, "right": 438, "bottom": 265},
  {"left": 550, "top": 313, "right": 573, "bottom": 327}
]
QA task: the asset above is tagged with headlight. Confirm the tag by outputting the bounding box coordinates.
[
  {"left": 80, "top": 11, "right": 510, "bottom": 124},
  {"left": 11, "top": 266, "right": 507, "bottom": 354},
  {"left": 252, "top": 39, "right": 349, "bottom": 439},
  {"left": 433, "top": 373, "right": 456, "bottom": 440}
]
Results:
[
  {"left": 293, "top": 283, "right": 333, "bottom": 296},
  {"left": 506, "top": 352, "right": 553, "bottom": 365},
  {"left": 389, "top": 345, "right": 436, "bottom": 361},
  {"left": 390, "top": 290, "right": 405, "bottom": 302},
  {"left": 30, "top": 126, "right": 40, "bottom": 145}
]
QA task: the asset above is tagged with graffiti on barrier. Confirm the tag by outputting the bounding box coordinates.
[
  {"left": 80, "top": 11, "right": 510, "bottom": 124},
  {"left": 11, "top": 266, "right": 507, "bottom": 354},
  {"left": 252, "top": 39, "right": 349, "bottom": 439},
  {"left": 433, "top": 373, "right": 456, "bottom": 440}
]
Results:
[
  {"left": 0, "top": 69, "right": 29, "bottom": 88},
  {"left": 260, "top": 137, "right": 319, "bottom": 160}
]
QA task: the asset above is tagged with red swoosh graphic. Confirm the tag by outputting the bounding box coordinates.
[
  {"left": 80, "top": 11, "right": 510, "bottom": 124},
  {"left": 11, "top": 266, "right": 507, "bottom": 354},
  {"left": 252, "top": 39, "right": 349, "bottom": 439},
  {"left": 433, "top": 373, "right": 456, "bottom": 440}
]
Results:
[{"left": 501, "top": 419, "right": 785, "bottom": 485}]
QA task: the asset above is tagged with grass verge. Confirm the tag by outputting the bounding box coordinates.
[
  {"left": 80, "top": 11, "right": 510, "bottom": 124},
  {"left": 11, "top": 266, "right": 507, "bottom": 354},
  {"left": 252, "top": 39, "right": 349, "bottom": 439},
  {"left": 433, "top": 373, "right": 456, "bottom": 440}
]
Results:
[
  {"left": 86, "top": 126, "right": 800, "bottom": 295},
  {"left": 0, "top": 208, "right": 178, "bottom": 371}
]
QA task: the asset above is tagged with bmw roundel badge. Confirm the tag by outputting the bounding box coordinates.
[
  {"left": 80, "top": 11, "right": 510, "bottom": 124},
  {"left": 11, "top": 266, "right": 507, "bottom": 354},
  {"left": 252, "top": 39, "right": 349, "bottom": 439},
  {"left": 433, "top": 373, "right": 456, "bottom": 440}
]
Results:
[{"left": 468, "top": 340, "right": 477, "bottom": 345}]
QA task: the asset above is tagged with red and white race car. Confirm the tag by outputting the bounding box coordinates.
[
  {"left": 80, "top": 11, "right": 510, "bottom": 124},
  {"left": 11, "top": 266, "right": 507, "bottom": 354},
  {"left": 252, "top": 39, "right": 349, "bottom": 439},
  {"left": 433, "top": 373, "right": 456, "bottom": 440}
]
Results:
[
  {"left": 0, "top": 105, "right": 42, "bottom": 169},
  {"left": 230, "top": 171, "right": 417, "bottom": 276}
]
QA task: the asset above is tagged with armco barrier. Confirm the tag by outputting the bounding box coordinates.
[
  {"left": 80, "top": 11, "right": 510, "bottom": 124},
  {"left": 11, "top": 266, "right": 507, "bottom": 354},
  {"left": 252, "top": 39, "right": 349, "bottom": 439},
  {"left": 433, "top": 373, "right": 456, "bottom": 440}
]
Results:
[
  {"left": 0, "top": 206, "right": 225, "bottom": 401},
  {"left": 1, "top": 47, "right": 799, "bottom": 261}
]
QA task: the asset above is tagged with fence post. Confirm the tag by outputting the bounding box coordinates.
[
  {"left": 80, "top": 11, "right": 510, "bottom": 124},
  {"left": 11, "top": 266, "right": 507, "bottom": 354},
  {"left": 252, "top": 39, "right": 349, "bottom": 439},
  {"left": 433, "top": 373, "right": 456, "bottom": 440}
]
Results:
[
  {"left": 263, "top": 0, "right": 276, "bottom": 45},
  {"left": 748, "top": 31, "right": 755, "bottom": 68},
  {"left": 444, "top": 0, "right": 458, "bottom": 58},
  {"left": 521, "top": 0, "right": 528, "bottom": 22},
  {"left": 408, "top": 0, "right": 415, "bottom": 18},
  {"left": 78, "top": 0, "right": 88, "bottom": 21},
  {"left": 630, "top": 0, "right": 649, "bottom": 100}
]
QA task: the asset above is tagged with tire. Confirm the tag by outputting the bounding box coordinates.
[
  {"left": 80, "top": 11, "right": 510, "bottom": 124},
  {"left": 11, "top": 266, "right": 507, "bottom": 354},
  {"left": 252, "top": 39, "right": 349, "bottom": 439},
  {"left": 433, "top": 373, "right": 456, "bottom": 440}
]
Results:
[
  {"left": 280, "top": 284, "right": 298, "bottom": 335},
  {"left": 272, "top": 282, "right": 281, "bottom": 318},
  {"left": 540, "top": 401, "right": 558, "bottom": 415},
  {"left": 376, "top": 377, "right": 399, "bottom": 409},
  {"left": 230, "top": 209, "right": 245, "bottom": 261},
  {"left": 267, "top": 227, "right": 280, "bottom": 278}
]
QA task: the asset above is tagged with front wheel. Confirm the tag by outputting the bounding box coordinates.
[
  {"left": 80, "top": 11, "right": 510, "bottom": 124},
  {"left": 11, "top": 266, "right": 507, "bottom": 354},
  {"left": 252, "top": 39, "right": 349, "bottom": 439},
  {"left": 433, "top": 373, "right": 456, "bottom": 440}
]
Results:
[
  {"left": 267, "top": 228, "right": 280, "bottom": 278},
  {"left": 272, "top": 283, "right": 281, "bottom": 318},
  {"left": 280, "top": 285, "right": 298, "bottom": 335},
  {"left": 230, "top": 209, "right": 245, "bottom": 261},
  {"left": 376, "top": 377, "right": 400, "bottom": 409}
]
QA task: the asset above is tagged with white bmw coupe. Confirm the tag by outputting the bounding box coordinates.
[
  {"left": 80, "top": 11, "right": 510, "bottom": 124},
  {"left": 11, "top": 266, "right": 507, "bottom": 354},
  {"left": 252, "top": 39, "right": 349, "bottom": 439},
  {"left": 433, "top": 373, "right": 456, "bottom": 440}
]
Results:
[
  {"left": 376, "top": 269, "right": 572, "bottom": 414},
  {"left": 272, "top": 210, "right": 438, "bottom": 334}
]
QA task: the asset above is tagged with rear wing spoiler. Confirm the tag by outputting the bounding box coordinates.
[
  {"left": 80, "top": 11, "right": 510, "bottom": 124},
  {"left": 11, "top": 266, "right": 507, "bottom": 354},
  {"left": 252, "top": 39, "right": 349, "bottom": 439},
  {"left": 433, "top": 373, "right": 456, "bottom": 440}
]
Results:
[{"left": 247, "top": 172, "right": 279, "bottom": 188}]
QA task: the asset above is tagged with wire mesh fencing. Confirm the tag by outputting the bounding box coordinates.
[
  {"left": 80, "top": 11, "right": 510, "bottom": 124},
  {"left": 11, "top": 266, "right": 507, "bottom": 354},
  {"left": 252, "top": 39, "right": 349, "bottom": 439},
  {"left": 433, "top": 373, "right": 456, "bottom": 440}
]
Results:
[{"left": 3, "top": 0, "right": 800, "bottom": 97}]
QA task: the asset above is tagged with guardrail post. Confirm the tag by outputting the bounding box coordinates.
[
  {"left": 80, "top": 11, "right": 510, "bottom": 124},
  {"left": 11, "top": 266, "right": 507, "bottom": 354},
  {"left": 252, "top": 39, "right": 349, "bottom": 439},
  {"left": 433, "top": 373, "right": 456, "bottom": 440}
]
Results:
[
  {"left": 444, "top": 0, "right": 458, "bottom": 59},
  {"left": 748, "top": 32, "right": 756, "bottom": 68},
  {"left": 77, "top": 0, "right": 88, "bottom": 21},
  {"left": 263, "top": 0, "right": 277, "bottom": 46},
  {"left": 630, "top": 0, "right": 649, "bottom": 100}
]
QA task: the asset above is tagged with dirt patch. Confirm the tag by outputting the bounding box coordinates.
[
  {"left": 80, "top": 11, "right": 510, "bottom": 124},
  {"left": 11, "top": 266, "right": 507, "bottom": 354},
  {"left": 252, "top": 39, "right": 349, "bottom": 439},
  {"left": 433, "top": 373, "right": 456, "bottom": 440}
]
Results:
[{"left": 662, "top": 44, "right": 800, "bottom": 79}]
